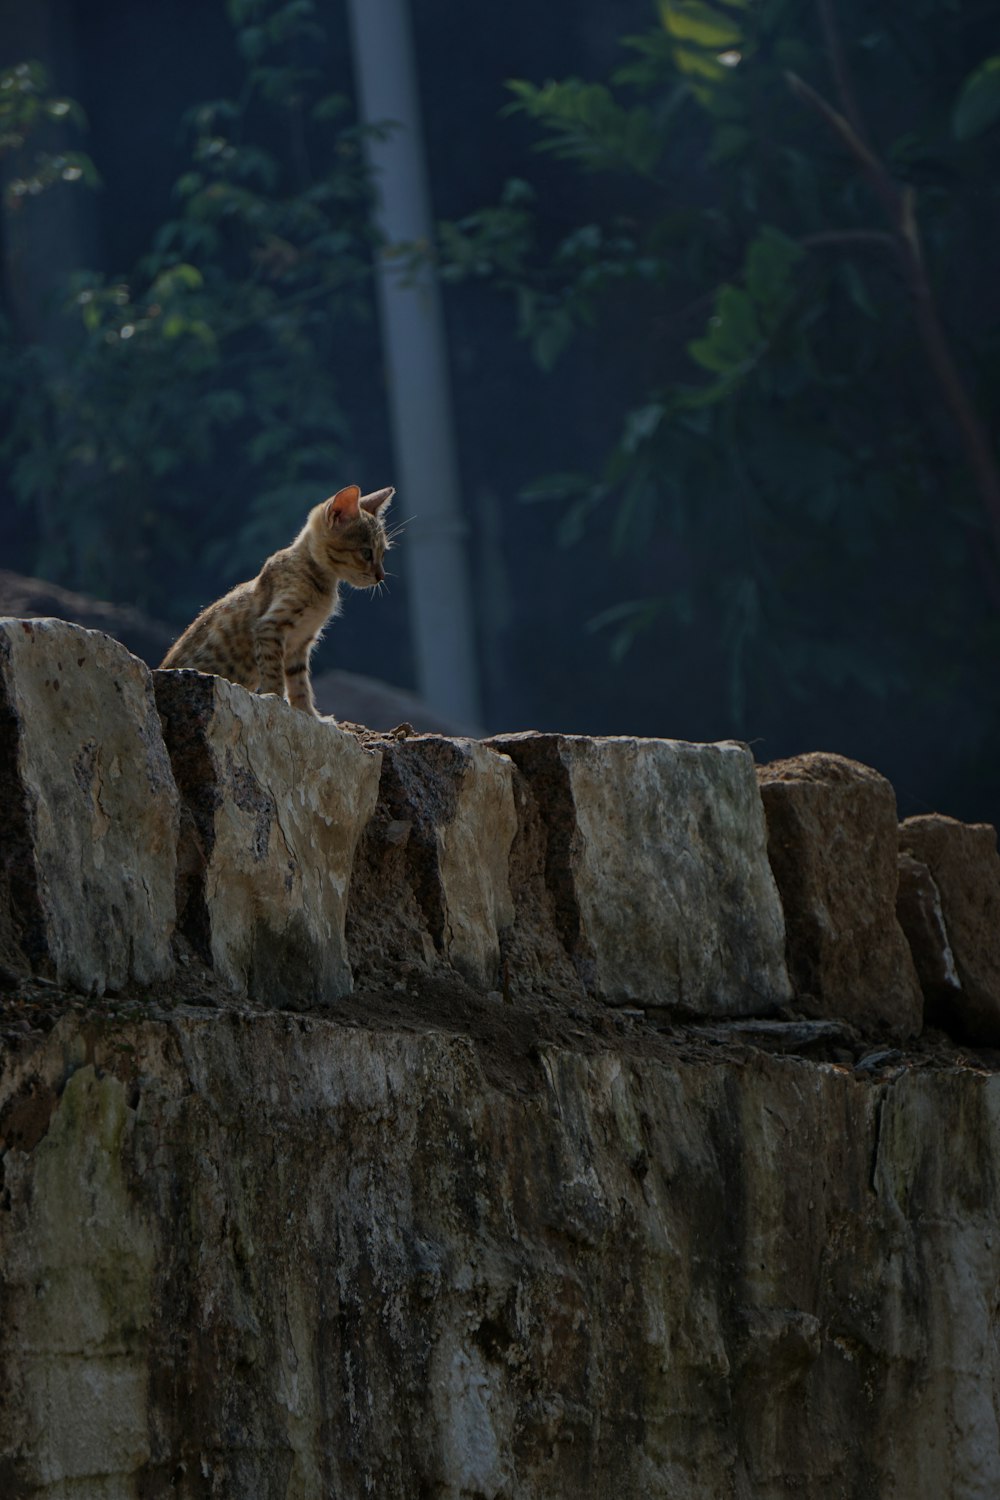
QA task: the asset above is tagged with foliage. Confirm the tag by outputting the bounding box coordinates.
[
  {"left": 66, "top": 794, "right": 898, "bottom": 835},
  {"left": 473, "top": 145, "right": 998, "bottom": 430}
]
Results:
[
  {"left": 0, "top": 60, "right": 99, "bottom": 204},
  {"left": 953, "top": 53, "right": 1000, "bottom": 142},
  {"left": 0, "top": 1, "right": 378, "bottom": 618},
  {"left": 433, "top": 0, "right": 1000, "bottom": 728}
]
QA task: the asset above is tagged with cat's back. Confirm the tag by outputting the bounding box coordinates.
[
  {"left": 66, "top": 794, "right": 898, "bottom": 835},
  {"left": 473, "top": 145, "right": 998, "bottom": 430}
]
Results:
[{"left": 159, "top": 572, "right": 267, "bottom": 674}]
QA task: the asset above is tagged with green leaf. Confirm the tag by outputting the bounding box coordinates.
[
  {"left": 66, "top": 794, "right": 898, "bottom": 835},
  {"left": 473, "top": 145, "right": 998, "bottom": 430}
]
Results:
[
  {"left": 587, "top": 598, "right": 665, "bottom": 661},
  {"left": 237, "top": 26, "right": 267, "bottom": 62},
  {"left": 688, "top": 284, "right": 761, "bottom": 375},
  {"left": 659, "top": 0, "right": 744, "bottom": 50},
  {"left": 953, "top": 55, "right": 1000, "bottom": 141},
  {"left": 504, "top": 78, "right": 662, "bottom": 178},
  {"left": 311, "top": 93, "right": 349, "bottom": 123},
  {"left": 613, "top": 30, "right": 678, "bottom": 91},
  {"left": 531, "top": 308, "right": 575, "bottom": 371},
  {"left": 744, "top": 226, "right": 802, "bottom": 316},
  {"left": 672, "top": 46, "right": 727, "bottom": 82},
  {"left": 174, "top": 172, "right": 204, "bottom": 199},
  {"left": 622, "top": 403, "right": 666, "bottom": 453},
  {"left": 556, "top": 487, "right": 605, "bottom": 547},
  {"left": 150, "top": 262, "right": 204, "bottom": 298},
  {"left": 687, "top": 337, "right": 731, "bottom": 375}
]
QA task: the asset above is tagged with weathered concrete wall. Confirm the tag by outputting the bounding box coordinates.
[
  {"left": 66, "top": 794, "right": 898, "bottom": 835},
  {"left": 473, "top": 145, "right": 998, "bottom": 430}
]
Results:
[
  {"left": 1, "top": 620, "right": 1000, "bottom": 1498},
  {"left": 2, "top": 1016, "right": 999, "bottom": 1499}
]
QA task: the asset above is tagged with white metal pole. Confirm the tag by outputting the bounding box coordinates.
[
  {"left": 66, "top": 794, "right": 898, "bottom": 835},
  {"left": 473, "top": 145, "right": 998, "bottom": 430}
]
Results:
[{"left": 345, "top": 0, "right": 482, "bottom": 726}]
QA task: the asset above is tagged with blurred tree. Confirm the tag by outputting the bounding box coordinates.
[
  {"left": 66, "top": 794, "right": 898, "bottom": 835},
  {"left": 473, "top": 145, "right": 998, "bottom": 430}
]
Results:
[
  {"left": 346, "top": 0, "right": 481, "bottom": 723},
  {"left": 430, "top": 0, "right": 1000, "bottom": 736},
  {"left": 0, "top": 0, "right": 379, "bottom": 622}
]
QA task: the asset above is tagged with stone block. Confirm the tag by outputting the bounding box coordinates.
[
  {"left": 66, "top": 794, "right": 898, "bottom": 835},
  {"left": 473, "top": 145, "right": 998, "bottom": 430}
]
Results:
[
  {"left": 154, "top": 670, "right": 381, "bottom": 1003},
  {"left": 346, "top": 735, "right": 517, "bottom": 989},
  {"left": 757, "top": 752, "right": 922, "bottom": 1038},
  {"left": 896, "top": 851, "right": 962, "bottom": 1028},
  {"left": 898, "top": 814, "right": 1000, "bottom": 1045},
  {"left": 490, "top": 733, "right": 792, "bottom": 1013},
  {"left": 0, "top": 618, "right": 178, "bottom": 993}
]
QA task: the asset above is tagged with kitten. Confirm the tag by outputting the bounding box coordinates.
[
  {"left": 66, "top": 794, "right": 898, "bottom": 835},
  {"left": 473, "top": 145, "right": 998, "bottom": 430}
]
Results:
[{"left": 159, "top": 483, "right": 394, "bottom": 716}]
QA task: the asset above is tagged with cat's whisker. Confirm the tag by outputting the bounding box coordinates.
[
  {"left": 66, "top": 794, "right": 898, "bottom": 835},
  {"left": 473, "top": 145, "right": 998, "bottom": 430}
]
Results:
[{"left": 384, "top": 518, "right": 413, "bottom": 545}]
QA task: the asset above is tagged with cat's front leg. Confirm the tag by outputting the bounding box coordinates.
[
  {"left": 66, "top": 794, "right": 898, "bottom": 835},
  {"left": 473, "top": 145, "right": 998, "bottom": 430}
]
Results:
[
  {"left": 284, "top": 655, "right": 318, "bottom": 715},
  {"left": 254, "top": 617, "right": 288, "bottom": 698}
]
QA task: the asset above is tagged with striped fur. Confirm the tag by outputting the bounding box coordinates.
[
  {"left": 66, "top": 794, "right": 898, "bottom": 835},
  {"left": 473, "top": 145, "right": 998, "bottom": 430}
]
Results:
[{"left": 160, "top": 484, "right": 394, "bottom": 717}]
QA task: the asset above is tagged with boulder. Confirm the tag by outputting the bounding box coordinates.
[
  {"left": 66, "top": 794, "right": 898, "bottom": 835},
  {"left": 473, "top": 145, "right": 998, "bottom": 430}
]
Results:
[
  {"left": 346, "top": 735, "right": 517, "bottom": 990},
  {"left": 490, "top": 733, "right": 792, "bottom": 1014},
  {"left": 0, "top": 618, "right": 177, "bottom": 993},
  {"left": 756, "top": 752, "right": 922, "bottom": 1038},
  {"left": 898, "top": 814, "right": 1000, "bottom": 1045},
  {"left": 154, "top": 670, "right": 381, "bottom": 1004}
]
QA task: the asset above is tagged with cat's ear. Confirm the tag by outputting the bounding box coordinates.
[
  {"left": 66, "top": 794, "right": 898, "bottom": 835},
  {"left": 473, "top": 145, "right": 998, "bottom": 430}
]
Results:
[
  {"left": 325, "top": 486, "right": 361, "bottom": 527},
  {"left": 360, "top": 485, "right": 395, "bottom": 516}
]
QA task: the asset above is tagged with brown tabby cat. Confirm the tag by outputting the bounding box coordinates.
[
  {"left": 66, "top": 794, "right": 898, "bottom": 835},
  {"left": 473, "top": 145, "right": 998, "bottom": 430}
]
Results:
[{"left": 159, "top": 483, "right": 395, "bottom": 716}]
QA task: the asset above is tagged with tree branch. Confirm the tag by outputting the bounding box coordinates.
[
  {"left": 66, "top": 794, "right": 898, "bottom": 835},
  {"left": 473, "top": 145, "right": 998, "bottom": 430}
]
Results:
[
  {"left": 786, "top": 23, "right": 1000, "bottom": 564},
  {"left": 784, "top": 71, "right": 902, "bottom": 225}
]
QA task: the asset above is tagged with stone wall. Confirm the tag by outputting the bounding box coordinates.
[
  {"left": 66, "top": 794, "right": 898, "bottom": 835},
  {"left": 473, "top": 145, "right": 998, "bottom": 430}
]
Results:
[{"left": 1, "top": 619, "right": 999, "bottom": 1498}]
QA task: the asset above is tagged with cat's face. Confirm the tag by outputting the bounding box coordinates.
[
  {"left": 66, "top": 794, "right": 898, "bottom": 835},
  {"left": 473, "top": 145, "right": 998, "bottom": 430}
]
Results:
[{"left": 320, "top": 485, "right": 394, "bottom": 587}]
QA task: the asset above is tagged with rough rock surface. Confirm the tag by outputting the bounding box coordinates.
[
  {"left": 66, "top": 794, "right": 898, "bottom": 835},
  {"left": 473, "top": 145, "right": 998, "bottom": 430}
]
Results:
[
  {"left": 896, "top": 851, "right": 962, "bottom": 1026},
  {"left": 491, "top": 733, "right": 792, "bottom": 1014},
  {"left": 1, "top": 1012, "right": 999, "bottom": 1499},
  {"left": 5, "top": 622, "right": 1000, "bottom": 1497},
  {"left": 346, "top": 735, "right": 516, "bottom": 990},
  {"left": 0, "top": 618, "right": 178, "bottom": 993},
  {"left": 898, "top": 814, "right": 1000, "bottom": 1044},
  {"left": 757, "top": 752, "right": 922, "bottom": 1038},
  {"left": 155, "top": 670, "right": 381, "bottom": 1004}
]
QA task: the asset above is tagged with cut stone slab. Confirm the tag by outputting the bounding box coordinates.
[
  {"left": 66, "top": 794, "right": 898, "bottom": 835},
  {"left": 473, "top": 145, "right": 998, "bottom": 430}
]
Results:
[
  {"left": 757, "top": 752, "right": 922, "bottom": 1039},
  {"left": 489, "top": 733, "right": 792, "bottom": 1014},
  {"left": 0, "top": 618, "right": 178, "bottom": 993},
  {"left": 346, "top": 735, "right": 517, "bottom": 990},
  {"left": 154, "top": 671, "right": 381, "bottom": 1004},
  {"left": 898, "top": 814, "right": 1000, "bottom": 1045}
]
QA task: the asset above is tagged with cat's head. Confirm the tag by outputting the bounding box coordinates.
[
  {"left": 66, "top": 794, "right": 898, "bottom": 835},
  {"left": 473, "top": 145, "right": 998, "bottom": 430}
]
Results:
[{"left": 315, "top": 484, "right": 394, "bottom": 587}]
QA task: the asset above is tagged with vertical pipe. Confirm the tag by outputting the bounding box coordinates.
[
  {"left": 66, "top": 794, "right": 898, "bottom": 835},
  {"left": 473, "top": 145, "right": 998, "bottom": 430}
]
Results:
[{"left": 345, "top": 0, "right": 482, "bottom": 726}]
